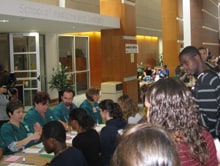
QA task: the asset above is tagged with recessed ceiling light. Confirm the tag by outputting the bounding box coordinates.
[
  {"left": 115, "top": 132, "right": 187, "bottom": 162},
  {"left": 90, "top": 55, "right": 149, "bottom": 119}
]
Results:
[{"left": 0, "top": 20, "right": 9, "bottom": 23}]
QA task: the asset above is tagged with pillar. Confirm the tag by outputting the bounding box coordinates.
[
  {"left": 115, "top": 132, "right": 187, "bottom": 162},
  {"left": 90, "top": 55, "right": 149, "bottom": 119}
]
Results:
[{"left": 100, "top": 0, "right": 138, "bottom": 103}]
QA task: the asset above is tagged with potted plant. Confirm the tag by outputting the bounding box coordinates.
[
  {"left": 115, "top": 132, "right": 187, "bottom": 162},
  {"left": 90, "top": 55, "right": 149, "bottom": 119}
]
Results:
[{"left": 49, "top": 63, "right": 73, "bottom": 101}]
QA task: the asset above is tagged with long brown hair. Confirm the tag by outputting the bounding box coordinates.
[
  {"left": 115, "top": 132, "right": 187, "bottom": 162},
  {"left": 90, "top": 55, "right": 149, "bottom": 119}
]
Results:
[{"left": 146, "top": 78, "right": 208, "bottom": 164}]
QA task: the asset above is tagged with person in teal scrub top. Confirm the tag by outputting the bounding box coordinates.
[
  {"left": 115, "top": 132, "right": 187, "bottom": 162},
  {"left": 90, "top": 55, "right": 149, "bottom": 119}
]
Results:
[
  {"left": 80, "top": 88, "right": 102, "bottom": 124},
  {"left": 1, "top": 99, "right": 41, "bottom": 154},
  {"left": 53, "top": 88, "right": 77, "bottom": 129},
  {"left": 24, "top": 91, "right": 56, "bottom": 133}
]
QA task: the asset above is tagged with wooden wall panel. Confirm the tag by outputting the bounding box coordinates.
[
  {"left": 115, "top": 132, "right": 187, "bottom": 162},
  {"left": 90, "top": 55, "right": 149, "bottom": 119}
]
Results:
[
  {"left": 161, "top": 0, "right": 180, "bottom": 76},
  {"left": 89, "top": 33, "right": 102, "bottom": 88},
  {"left": 136, "top": 36, "right": 159, "bottom": 68},
  {"left": 191, "top": 0, "right": 219, "bottom": 57},
  {"left": 100, "top": 0, "right": 138, "bottom": 103}
]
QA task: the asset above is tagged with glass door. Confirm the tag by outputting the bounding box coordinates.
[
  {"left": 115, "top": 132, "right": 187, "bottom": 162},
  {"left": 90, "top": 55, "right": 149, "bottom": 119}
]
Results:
[{"left": 9, "top": 33, "right": 41, "bottom": 106}]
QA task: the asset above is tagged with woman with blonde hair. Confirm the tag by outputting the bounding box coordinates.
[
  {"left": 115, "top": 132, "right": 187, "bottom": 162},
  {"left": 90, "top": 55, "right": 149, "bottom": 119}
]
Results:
[
  {"left": 145, "top": 78, "right": 217, "bottom": 165},
  {"left": 117, "top": 94, "right": 142, "bottom": 124}
]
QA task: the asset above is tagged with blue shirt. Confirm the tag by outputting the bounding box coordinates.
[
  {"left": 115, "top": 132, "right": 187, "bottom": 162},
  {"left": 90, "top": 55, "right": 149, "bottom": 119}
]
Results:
[
  {"left": 24, "top": 107, "right": 57, "bottom": 133},
  {"left": 53, "top": 102, "right": 77, "bottom": 122}
]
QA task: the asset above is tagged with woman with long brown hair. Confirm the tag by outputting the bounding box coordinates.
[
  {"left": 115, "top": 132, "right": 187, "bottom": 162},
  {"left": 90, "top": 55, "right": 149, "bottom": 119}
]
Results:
[{"left": 145, "top": 78, "right": 217, "bottom": 165}]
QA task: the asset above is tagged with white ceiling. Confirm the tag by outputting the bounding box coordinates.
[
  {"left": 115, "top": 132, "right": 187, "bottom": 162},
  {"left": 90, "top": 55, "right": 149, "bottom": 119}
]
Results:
[{"left": 0, "top": 0, "right": 161, "bottom": 37}]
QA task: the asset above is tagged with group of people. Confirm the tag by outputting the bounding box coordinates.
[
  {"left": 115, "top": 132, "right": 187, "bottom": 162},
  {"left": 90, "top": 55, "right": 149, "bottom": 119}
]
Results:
[
  {"left": 0, "top": 84, "right": 133, "bottom": 165},
  {"left": 141, "top": 64, "right": 170, "bottom": 82},
  {"left": 0, "top": 45, "right": 219, "bottom": 166}
]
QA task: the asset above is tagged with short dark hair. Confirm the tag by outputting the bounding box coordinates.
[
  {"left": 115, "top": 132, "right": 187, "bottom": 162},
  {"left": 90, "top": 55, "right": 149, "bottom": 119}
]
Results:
[
  {"left": 61, "top": 87, "right": 75, "bottom": 97},
  {"left": 69, "top": 108, "right": 95, "bottom": 130},
  {"left": 6, "top": 99, "right": 24, "bottom": 117},
  {"left": 0, "top": 71, "right": 10, "bottom": 87},
  {"left": 33, "top": 91, "right": 50, "bottom": 106},
  {"left": 42, "top": 121, "right": 66, "bottom": 142},
  {"left": 179, "top": 46, "right": 201, "bottom": 59},
  {"left": 197, "top": 46, "right": 207, "bottom": 51}
]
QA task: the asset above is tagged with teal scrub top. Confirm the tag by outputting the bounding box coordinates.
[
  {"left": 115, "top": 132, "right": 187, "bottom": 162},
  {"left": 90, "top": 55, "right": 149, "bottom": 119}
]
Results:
[
  {"left": 0, "top": 133, "right": 8, "bottom": 154},
  {"left": 80, "top": 100, "right": 102, "bottom": 124},
  {"left": 0, "top": 122, "right": 35, "bottom": 154},
  {"left": 24, "top": 107, "right": 57, "bottom": 133},
  {"left": 53, "top": 102, "right": 77, "bottom": 122}
]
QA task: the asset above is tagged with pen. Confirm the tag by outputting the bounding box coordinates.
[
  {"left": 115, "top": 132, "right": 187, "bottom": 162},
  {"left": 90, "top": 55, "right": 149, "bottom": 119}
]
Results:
[{"left": 22, "top": 145, "right": 26, "bottom": 163}]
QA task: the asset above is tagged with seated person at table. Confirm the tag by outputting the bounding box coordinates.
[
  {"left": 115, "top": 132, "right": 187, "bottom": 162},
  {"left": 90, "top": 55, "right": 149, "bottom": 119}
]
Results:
[
  {"left": 99, "top": 99, "right": 127, "bottom": 166},
  {"left": 24, "top": 91, "right": 56, "bottom": 133},
  {"left": 111, "top": 124, "right": 180, "bottom": 166},
  {"left": 69, "top": 108, "right": 103, "bottom": 166},
  {"left": 80, "top": 88, "right": 102, "bottom": 124},
  {"left": 117, "top": 94, "right": 142, "bottom": 124},
  {"left": 42, "top": 121, "right": 88, "bottom": 166},
  {"left": 53, "top": 88, "right": 77, "bottom": 129},
  {"left": 1, "top": 99, "right": 41, "bottom": 154}
]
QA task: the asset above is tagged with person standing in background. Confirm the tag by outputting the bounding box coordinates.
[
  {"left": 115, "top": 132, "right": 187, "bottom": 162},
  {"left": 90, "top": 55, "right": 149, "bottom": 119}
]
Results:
[
  {"left": 179, "top": 46, "right": 220, "bottom": 139},
  {"left": 145, "top": 78, "right": 218, "bottom": 165},
  {"left": 198, "top": 47, "right": 218, "bottom": 72},
  {"left": 0, "top": 72, "right": 11, "bottom": 127}
]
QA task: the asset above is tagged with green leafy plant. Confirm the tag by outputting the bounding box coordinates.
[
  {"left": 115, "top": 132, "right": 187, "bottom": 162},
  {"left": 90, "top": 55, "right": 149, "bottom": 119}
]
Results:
[{"left": 49, "top": 63, "right": 73, "bottom": 92}]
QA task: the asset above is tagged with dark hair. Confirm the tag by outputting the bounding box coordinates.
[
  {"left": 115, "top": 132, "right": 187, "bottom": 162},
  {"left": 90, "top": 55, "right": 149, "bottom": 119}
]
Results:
[
  {"left": 0, "top": 71, "right": 12, "bottom": 87},
  {"left": 175, "top": 65, "right": 181, "bottom": 75},
  {"left": 179, "top": 46, "right": 201, "bottom": 59},
  {"left": 145, "top": 78, "right": 208, "bottom": 164},
  {"left": 111, "top": 124, "right": 181, "bottom": 166},
  {"left": 33, "top": 91, "right": 50, "bottom": 105},
  {"left": 85, "top": 88, "right": 100, "bottom": 101},
  {"left": 61, "top": 87, "right": 75, "bottom": 97},
  {"left": 6, "top": 99, "right": 24, "bottom": 117},
  {"left": 197, "top": 46, "right": 207, "bottom": 51},
  {"left": 42, "top": 121, "right": 66, "bottom": 142},
  {"left": 99, "top": 99, "right": 123, "bottom": 119},
  {"left": 69, "top": 108, "right": 95, "bottom": 130}
]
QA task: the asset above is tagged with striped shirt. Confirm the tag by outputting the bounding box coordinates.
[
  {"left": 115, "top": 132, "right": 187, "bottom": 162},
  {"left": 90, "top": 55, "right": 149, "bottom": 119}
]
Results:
[
  {"left": 177, "top": 129, "right": 218, "bottom": 166},
  {"left": 192, "top": 70, "right": 220, "bottom": 138}
]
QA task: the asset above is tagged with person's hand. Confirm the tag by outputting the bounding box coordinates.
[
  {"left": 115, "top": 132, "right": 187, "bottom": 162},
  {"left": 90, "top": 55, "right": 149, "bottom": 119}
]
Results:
[
  {"left": 32, "top": 131, "right": 41, "bottom": 141},
  {"left": 34, "top": 122, "right": 42, "bottom": 135}
]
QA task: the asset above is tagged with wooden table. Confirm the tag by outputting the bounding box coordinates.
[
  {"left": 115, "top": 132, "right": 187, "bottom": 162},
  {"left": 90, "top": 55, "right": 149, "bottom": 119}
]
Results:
[{"left": 1, "top": 148, "right": 52, "bottom": 166}]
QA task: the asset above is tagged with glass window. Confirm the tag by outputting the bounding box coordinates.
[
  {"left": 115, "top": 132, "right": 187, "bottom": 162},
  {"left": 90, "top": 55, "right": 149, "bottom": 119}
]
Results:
[{"left": 58, "top": 36, "right": 90, "bottom": 95}]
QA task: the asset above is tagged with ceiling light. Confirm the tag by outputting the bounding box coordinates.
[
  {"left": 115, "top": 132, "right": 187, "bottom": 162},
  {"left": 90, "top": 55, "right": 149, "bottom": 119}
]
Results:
[{"left": 0, "top": 20, "right": 9, "bottom": 23}]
